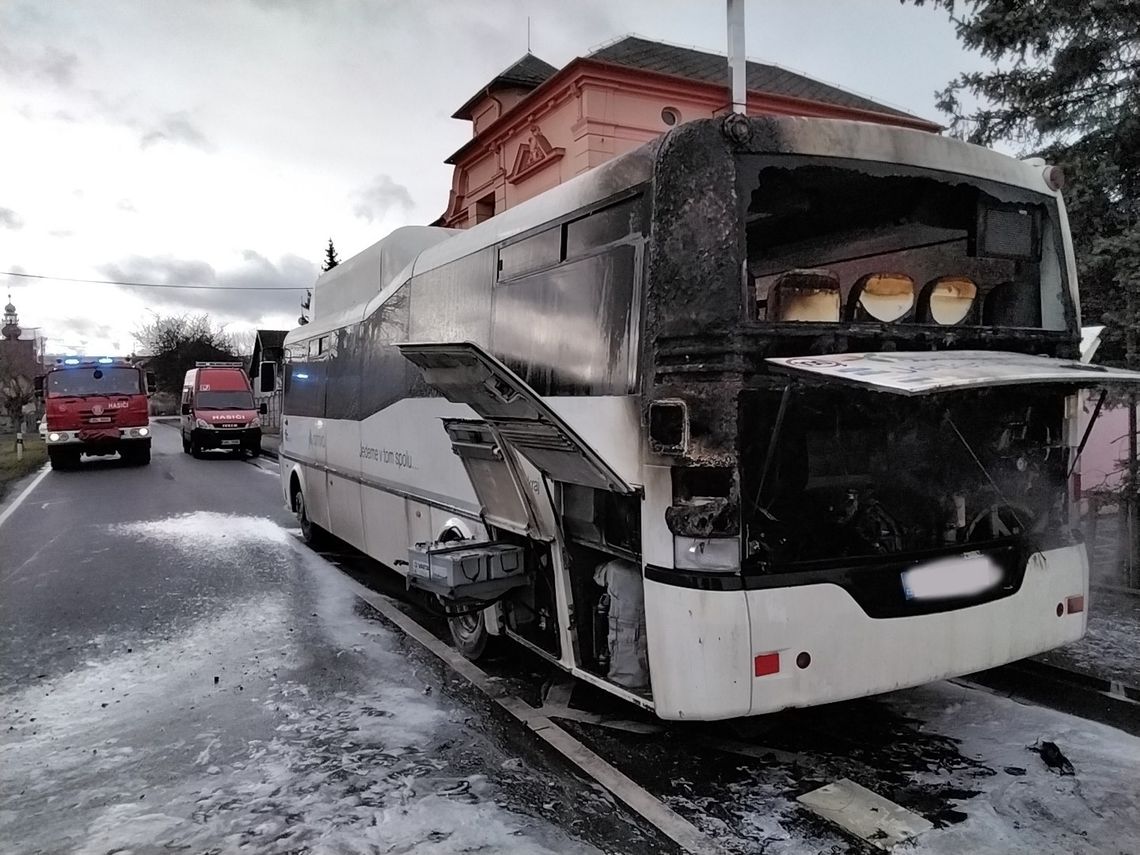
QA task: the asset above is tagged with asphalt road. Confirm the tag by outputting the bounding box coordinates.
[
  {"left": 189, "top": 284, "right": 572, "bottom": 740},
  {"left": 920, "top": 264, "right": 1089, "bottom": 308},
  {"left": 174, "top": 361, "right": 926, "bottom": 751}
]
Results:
[
  {"left": 0, "top": 425, "right": 664, "bottom": 854},
  {"left": 4, "top": 424, "right": 1140, "bottom": 855}
]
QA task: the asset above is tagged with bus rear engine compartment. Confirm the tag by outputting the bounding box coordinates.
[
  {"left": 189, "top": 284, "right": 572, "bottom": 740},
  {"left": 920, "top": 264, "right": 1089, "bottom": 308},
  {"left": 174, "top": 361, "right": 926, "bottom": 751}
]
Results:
[{"left": 740, "top": 385, "right": 1073, "bottom": 571}]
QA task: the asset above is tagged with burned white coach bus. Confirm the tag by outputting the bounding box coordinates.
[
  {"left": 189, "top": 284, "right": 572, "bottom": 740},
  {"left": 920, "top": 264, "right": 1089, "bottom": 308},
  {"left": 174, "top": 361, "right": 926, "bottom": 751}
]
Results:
[{"left": 280, "top": 115, "right": 1140, "bottom": 720}]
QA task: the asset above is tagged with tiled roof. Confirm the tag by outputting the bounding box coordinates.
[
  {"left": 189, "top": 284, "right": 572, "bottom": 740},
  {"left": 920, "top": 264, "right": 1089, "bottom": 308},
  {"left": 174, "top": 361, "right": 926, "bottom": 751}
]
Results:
[
  {"left": 588, "top": 35, "right": 927, "bottom": 122},
  {"left": 453, "top": 53, "right": 558, "bottom": 119}
]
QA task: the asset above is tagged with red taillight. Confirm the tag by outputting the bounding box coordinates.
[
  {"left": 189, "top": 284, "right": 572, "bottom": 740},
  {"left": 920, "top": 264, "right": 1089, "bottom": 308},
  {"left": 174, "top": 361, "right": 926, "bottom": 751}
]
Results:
[
  {"left": 1066, "top": 595, "right": 1085, "bottom": 614},
  {"left": 754, "top": 652, "right": 780, "bottom": 677}
]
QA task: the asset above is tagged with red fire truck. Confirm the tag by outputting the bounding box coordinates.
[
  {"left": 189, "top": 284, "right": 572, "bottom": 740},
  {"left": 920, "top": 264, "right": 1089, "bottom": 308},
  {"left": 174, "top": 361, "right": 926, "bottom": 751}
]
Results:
[{"left": 36, "top": 357, "right": 153, "bottom": 469}]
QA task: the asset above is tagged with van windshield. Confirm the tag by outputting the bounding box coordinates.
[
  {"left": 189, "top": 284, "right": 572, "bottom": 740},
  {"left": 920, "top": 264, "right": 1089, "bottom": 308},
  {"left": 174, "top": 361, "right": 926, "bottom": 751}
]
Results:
[{"left": 196, "top": 390, "right": 254, "bottom": 410}]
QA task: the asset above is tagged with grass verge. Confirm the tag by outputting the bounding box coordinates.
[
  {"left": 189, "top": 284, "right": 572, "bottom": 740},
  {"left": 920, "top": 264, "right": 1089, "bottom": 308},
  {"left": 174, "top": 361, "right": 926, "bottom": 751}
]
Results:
[{"left": 0, "top": 433, "right": 48, "bottom": 500}]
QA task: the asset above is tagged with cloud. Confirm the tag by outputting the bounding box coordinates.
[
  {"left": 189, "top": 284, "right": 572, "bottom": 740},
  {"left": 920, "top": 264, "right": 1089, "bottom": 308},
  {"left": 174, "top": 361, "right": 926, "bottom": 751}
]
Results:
[
  {"left": 351, "top": 174, "right": 414, "bottom": 223},
  {"left": 97, "top": 251, "right": 316, "bottom": 324},
  {"left": 116, "top": 198, "right": 137, "bottom": 213},
  {"left": 0, "top": 207, "right": 24, "bottom": 229},
  {"left": 0, "top": 42, "right": 79, "bottom": 89},
  {"left": 138, "top": 111, "right": 213, "bottom": 151},
  {"left": 57, "top": 317, "right": 115, "bottom": 342}
]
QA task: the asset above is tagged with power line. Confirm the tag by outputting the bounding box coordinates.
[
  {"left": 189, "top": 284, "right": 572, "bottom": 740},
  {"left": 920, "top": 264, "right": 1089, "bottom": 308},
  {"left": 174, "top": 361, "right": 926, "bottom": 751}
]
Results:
[{"left": 1, "top": 270, "right": 310, "bottom": 291}]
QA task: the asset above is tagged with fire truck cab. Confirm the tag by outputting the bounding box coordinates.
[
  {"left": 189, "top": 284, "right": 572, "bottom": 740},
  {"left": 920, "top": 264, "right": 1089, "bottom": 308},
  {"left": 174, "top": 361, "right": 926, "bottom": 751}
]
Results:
[
  {"left": 37, "top": 356, "right": 153, "bottom": 469},
  {"left": 180, "top": 363, "right": 265, "bottom": 458}
]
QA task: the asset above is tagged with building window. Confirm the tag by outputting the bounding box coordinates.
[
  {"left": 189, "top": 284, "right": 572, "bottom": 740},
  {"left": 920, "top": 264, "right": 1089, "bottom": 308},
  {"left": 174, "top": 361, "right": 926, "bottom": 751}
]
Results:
[
  {"left": 661, "top": 107, "right": 680, "bottom": 126},
  {"left": 475, "top": 193, "right": 496, "bottom": 223}
]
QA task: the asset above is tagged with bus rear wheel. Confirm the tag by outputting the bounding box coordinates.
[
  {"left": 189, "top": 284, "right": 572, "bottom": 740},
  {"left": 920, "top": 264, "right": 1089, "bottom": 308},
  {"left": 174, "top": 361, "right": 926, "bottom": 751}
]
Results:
[{"left": 447, "top": 610, "right": 495, "bottom": 660}]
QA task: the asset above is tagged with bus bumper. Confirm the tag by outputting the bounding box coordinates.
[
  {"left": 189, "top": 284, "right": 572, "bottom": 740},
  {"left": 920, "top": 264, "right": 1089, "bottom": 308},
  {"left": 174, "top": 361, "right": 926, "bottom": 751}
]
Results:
[{"left": 643, "top": 543, "right": 1089, "bottom": 720}]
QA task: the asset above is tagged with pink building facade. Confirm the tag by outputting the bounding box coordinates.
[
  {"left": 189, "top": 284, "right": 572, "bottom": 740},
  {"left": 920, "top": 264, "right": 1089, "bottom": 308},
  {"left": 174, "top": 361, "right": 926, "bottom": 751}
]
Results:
[{"left": 438, "top": 36, "right": 939, "bottom": 228}]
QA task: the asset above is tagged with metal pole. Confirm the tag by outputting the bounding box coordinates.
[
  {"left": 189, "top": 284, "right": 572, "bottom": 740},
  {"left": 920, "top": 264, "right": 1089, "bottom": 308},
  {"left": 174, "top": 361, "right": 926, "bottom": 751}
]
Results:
[
  {"left": 1127, "top": 268, "right": 1139, "bottom": 587},
  {"left": 1129, "top": 393, "right": 1139, "bottom": 586},
  {"left": 727, "top": 0, "right": 747, "bottom": 114}
]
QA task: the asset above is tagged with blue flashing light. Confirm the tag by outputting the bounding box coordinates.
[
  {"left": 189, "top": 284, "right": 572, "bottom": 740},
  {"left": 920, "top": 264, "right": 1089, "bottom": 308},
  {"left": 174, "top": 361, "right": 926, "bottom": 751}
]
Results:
[
  {"left": 98, "top": 357, "right": 114, "bottom": 364},
  {"left": 295, "top": 372, "right": 310, "bottom": 380},
  {"left": 64, "top": 358, "right": 80, "bottom": 365}
]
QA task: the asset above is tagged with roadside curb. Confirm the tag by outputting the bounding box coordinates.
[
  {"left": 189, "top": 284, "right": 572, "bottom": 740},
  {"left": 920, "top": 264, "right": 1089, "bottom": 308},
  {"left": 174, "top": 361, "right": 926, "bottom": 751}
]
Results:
[
  {"left": 1093, "top": 582, "right": 1140, "bottom": 599},
  {"left": 1019, "top": 657, "right": 1140, "bottom": 703}
]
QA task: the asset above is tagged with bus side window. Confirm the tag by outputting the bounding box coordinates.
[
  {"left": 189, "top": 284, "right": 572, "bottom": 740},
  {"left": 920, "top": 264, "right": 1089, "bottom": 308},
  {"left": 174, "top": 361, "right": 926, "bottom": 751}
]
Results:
[
  {"left": 284, "top": 341, "right": 327, "bottom": 418},
  {"left": 564, "top": 197, "right": 645, "bottom": 260}
]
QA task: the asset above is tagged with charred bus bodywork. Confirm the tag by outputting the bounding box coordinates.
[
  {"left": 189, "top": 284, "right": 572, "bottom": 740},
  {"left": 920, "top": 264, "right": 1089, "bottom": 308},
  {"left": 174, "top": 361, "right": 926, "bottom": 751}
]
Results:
[
  {"left": 282, "top": 115, "right": 1140, "bottom": 720},
  {"left": 637, "top": 117, "right": 1140, "bottom": 717}
]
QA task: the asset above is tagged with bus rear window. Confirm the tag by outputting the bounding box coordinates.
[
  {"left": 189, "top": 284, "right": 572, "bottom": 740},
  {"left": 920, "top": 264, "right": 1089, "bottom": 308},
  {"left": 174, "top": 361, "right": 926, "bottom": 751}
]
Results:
[
  {"left": 738, "top": 155, "right": 1069, "bottom": 331},
  {"left": 48, "top": 367, "right": 141, "bottom": 397}
]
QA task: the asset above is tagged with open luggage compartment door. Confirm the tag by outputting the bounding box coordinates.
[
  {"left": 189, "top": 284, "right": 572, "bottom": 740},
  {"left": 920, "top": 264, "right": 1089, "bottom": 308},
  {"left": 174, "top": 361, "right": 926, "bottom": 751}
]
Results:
[
  {"left": 441, "top": 418, "right": 546, "bottom": 539},
  {"left": 398, "top": 342, "right": 635, "bottom": 494}
]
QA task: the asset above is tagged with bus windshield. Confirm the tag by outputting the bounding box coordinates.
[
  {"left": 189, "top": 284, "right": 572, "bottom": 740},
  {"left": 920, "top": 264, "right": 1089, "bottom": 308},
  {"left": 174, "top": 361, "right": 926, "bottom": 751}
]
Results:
[
  {"left": 196, "top": 390, "right": 254, "bottom": 410},
  {"left": 739, "top": 156, "right": 1070, "bottom": 332},
  {"left": 740, "top": 386, "right": 1070, "bottom": 569},
  {"left": 48, "top": 367, "right": 142, "bottom": 397}
]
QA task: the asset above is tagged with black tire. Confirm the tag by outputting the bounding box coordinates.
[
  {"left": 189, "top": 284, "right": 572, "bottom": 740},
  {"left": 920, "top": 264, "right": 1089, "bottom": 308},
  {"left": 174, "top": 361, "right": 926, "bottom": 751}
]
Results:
[
  {"left": 123, "top": 442, "right": 151, "bottom": 466},
  {"left": 246, "top": 444, "right": 261, "bottom": 458},
  {"left": 181, "top": 433, "right": 191, "bottom": 454},
  {"left": 447, "top": 610, "right": 495, "bottom": 660},
  {"left": 293, "top": 487, "right": 327, "bottom": 548},
  {"left": 191, "top": 437, "right": 204, "bottom": 459},
  {"left": 48, "top": 447, "right": 79, "bottom": 471}
]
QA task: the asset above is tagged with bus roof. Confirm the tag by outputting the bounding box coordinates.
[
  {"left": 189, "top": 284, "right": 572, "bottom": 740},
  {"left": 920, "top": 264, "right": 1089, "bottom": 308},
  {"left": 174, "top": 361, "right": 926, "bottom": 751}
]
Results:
[{"left": 287, "top": 116, "right": 1063, "bottom": 345}]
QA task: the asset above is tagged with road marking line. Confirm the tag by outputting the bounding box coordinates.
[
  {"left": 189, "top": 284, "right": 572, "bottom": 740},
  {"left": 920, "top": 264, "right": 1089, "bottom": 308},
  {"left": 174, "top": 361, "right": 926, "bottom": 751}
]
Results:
[
  {"left": 346, "top": 584, "right": 727, "bottom": 855},
  {"left": 0, "top": 465, "right": 51, "bottom": 530}
]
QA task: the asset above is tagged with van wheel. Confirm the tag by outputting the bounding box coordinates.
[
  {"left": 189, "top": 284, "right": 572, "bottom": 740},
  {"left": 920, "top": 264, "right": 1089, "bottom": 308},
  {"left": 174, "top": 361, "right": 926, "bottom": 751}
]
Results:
[
  {"left": 182, "top": 434, "right": 191, "bottom": 453},
  {"left": 293, "top": 487, "right": 327, "bottom": 548},
  {"left": 191, "top": 438, "right": 204, "bottom": 459},
  {"left": 448, "top": 610, "right": 495, "bottom": 660}
]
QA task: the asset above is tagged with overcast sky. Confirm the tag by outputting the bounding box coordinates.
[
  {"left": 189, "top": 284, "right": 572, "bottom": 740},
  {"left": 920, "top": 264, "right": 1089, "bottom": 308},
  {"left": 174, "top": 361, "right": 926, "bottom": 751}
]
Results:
[{"left": 0, "top": 0, "right": 984, "bottom": 356}]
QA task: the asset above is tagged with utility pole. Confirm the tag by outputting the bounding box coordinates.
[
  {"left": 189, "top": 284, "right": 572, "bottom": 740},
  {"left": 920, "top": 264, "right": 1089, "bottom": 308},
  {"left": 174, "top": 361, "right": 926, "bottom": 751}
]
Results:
[{"left": 726, "top": 0, "right": 747, "bottom": 114}]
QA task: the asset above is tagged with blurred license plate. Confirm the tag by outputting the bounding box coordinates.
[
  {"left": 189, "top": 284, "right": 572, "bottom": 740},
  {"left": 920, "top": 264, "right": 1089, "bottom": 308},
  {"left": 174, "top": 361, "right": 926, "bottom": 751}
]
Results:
[
  {"left": 88, "top": 417, "right": 111, "bottom": 423},
  {"left": 901, "top": 552, "right": 1002, "bottom": 601},
  {"left": 220, "top": 439, "right": 240, "bottom": 446}
]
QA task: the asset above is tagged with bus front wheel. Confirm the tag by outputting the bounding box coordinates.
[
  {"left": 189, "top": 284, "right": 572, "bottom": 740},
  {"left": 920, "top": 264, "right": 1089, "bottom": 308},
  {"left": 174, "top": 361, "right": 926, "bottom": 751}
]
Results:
[{"left": 293, "top": 486, "right": 327, "bottom": 548}]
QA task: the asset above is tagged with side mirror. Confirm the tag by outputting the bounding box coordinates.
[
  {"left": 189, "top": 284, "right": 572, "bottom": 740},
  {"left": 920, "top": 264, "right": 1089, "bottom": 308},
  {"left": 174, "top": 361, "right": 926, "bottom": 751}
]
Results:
[
  {"left": 34, "top": 375, "right": 44, "bottom": 397},
  {"left": 181, "top": 403, "right": 191, "bottom": 415},
  {"left": 259, "top": 402, "right": 268, "bottom": 415},
  {"left": 146, "top": 372, "right": 157, "bottom": 394},
  {"left": 259, "top": 362, "right": 277, "bottom": 393}
]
